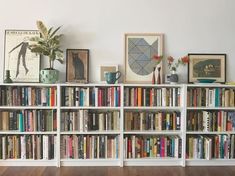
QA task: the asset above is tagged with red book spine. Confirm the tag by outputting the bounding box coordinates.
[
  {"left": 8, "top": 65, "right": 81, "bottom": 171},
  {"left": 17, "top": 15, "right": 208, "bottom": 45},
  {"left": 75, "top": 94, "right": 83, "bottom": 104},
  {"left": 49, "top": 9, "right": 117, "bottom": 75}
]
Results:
[
  {"left": 128, "top": 138, "right": 132, "bottom": 158},
  {"left": 98, "top": 89, "right": 102, "bottom": 106}
]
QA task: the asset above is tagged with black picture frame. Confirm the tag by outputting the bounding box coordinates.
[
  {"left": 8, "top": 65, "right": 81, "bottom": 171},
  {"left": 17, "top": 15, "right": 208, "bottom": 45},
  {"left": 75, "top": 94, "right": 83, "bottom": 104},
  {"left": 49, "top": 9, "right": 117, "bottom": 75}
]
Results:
[
  {"left": 66, "top": 49, "right": 89, "bottom": 83},
  {"left": 188, "top": 53, "right": 226, "bottom": 83},
  {"left": 4, "top": 29, "right": 41, "bottom": 83}
]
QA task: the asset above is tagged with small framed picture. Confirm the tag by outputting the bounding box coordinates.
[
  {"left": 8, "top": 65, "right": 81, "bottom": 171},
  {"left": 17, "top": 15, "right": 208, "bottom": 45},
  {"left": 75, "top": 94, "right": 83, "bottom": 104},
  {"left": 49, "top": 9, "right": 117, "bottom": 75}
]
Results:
[
  {"left": 4, "top": 30, "right": 40, "bottom": 82},
  {"left": 100, "top": 65, "right": 119, "bottom": 83},
  {"left": 124, "top": 33, "right": 163, "bottom": 83},
  {"left": 188, "top": 53, "right": 226, "bottom": 83},
  {"left": 66, "top": 49, "right": 89, "bottom": 83}
]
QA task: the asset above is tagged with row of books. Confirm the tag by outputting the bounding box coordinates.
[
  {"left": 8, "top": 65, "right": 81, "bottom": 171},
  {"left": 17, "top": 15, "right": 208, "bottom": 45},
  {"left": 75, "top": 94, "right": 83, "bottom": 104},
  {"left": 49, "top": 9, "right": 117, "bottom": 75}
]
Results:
[
  {"left": 0, "top": 86, "right": 57, "bottom": 106},
  {"left": 124, "top": 135, "right": 182, "bottom": 158},
  {"left": 187, "top": 88, "right": 235, "bottom": 107},
  {"left": 61, "top": 110, "right": 120, "bottom": 132},
  {"left": 0, "top": 110, "right": 57, "bottom": 132},
  {"left": 187, "top": 135, "right": 235, "bottom": 159},
  {"left": 0, "top": 135, "right": 56, "bottom": 160},
  {"left": 60, "top": 135, "right": 119, "bottom": 159},
  {"left": 124, "top": 87, "right": 181, "bottom": 107},
  {"left": 187, "top": 111, "right": 235, "bottom": 132},
  {"left": 124, "top": 111, "right": 181, "bottom": 131},
  {"left": 61, "top": 87, "right": 121, "bottom": 107}
]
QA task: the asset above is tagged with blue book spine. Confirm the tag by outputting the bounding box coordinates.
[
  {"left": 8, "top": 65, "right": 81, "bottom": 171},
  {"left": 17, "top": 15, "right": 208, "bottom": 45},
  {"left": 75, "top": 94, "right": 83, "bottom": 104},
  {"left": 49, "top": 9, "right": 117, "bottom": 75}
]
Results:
[
  {"left": 215, "top": 88, "right": 219, "bottom": 107},
  {"left": 80, "top": 91, "right": 83, "bottom": 106},
  {"left": 19, "top": 112, "right": 24, "bottom": 132}
]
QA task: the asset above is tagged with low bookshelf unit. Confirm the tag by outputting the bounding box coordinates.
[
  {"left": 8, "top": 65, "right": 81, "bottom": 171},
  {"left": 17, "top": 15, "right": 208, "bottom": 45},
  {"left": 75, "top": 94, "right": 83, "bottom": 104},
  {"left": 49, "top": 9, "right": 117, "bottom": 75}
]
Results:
[{"left": 0, "top": 83, "right": 235, "bottom": 167}]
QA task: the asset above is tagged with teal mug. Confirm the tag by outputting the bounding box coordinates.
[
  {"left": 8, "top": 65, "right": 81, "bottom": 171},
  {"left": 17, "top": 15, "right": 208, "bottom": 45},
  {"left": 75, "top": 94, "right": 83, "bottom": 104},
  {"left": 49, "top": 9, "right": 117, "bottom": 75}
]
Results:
[{"left": 105, "top": 71, "right": 121, "bottom": 84}]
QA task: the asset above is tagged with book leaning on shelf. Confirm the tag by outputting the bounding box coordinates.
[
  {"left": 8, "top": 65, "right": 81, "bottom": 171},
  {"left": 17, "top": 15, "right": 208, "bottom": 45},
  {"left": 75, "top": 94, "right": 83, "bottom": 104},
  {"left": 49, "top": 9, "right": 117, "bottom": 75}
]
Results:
[
  {"left": 61, "top": 110, "right": 120, "bottom": 132},
  {"left": 187, "top": 135, "right": 235, "bottom": 160},
  {"left": 0, "top": 110, "right": 57, "bottom": 132},
  {"left": 124, "top": 135, "right": 182, "bottom": 159},
  {"left": 124, "top": 111, "right": 180, "bottom": 131},
  {"left": 187, "top": 87, "right": 235, "bottom": 107},
  {"left": 60, "top": 135, "right": 119, "bottom": 159},
  {"left": 0, "top": 135, "right": 56, "bottom": 160},
  {"left": 0, "top": 86, "right": 57, "bottom": 106},
  {"left": 124, "top": 87, "right": 181, "bottom": 107},
  {"left": 187, "top": 111, "right": 235, "bottom": 132},
  {"left": 61, "top": 86, "right": 121, "bottom": 107}
]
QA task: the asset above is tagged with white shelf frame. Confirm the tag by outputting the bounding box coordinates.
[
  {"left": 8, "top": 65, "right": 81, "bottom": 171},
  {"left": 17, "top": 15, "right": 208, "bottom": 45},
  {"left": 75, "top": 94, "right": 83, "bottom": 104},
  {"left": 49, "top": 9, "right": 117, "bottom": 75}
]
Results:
[{"left": 1, "top": 83, "right": 235, "bottom": 167}]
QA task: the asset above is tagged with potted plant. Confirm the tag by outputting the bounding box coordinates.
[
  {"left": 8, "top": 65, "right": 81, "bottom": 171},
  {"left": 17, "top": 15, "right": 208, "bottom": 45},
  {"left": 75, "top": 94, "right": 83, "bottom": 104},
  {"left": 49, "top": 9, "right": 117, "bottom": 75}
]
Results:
[
  {"left": 167, "top": 55, "right": 189, "bottom": 83},
  {"left": 29, "top": 20, "right": 63, "bottom": 83}
]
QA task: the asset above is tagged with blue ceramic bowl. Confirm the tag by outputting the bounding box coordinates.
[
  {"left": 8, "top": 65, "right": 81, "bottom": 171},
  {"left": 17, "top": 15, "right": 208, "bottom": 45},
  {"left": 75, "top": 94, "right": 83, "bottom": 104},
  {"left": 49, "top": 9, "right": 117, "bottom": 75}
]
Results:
[{"left": 197, "top": 79, "right": 216, "bottom": 83}]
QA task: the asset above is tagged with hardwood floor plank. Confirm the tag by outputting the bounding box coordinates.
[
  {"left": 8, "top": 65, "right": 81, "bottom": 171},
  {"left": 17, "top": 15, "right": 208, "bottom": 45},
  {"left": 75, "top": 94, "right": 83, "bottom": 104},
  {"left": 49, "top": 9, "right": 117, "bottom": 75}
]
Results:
[{"left": 0, "top": 166, "right": 235, "bottom": 176}]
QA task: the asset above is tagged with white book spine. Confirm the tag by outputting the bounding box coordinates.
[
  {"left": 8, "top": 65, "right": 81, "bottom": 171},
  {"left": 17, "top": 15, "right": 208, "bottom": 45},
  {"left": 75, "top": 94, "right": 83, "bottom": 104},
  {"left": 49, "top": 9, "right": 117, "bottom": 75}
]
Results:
[{"left": 21, "top": 135, "right": 26, "bottom": 159}]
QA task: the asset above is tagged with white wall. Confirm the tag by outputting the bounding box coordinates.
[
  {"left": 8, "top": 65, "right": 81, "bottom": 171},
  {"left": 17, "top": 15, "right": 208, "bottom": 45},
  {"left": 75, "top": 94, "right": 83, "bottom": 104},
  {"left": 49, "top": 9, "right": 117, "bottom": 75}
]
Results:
[{"left": 0, "top": 0, "right": 235, "bottom": 83}]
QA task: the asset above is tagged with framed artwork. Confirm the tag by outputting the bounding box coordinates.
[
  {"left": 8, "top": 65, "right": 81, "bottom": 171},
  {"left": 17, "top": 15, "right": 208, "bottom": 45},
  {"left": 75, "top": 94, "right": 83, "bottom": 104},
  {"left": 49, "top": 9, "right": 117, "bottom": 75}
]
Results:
[
  {"left": 4, "top": 30, "right": 40, "bottom": 82},
  {"left": 124, "top": 33, "right": 163, "bottom": 83},
  {"left": 188, "top": 53, "right": 226, "bottom": 83},
  {"left": 66, "top": 49, "right": 89, "bottom": 83},
  {"left": 100, "top": 65, "right": 119, "bottom": 83}
]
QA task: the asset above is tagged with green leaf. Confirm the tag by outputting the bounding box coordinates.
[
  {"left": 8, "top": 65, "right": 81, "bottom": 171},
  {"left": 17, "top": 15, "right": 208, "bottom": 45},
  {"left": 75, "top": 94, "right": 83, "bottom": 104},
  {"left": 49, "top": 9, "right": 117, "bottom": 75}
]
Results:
[
  {"left": 48, "top": 27, "right": 53, "bottom": 35},
  {"left": 50, "top": 26, "right": 62, "bottom": 38}
]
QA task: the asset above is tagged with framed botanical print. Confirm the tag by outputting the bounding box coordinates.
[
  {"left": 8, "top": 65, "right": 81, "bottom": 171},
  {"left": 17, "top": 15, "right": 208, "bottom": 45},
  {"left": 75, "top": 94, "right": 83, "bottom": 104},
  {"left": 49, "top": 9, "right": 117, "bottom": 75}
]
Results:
[
  {"left": 66, "top": 49, "right": 89, "bottom": 83},
  {"left": 188, "top": 53, "right": 226, "bottom": 83},
  {"left": 124, "top": 33, "right": 163, "bottom": 83},
  {"left": 100, "top": 65, "right": 119, "bottom": 83},
  {"left": 4, "top": 30, "right": 40, "bottom": 82}
]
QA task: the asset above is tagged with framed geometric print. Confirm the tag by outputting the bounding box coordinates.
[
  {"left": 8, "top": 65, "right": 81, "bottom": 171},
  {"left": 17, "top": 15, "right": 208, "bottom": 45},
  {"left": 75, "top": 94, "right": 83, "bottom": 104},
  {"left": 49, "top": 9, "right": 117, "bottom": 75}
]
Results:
[{"left": 124, "top": 33, "right": 163, "bottom": 83}]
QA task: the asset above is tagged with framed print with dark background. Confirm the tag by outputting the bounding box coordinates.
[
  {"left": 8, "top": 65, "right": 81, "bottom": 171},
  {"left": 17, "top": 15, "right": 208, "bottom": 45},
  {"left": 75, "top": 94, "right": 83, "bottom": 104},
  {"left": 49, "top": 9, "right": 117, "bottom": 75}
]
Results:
[
  {"left": 188, "top": 53, "right": 226, "bottom": 83},
  {"left": 124, "top": 33, "right": 163, "bottom": 83},
  {"left": 66, "top": 49, "right": 89, "bottom": 83},
  {"left": 4, "top": 30, "right": 40, "bottom": 82}
]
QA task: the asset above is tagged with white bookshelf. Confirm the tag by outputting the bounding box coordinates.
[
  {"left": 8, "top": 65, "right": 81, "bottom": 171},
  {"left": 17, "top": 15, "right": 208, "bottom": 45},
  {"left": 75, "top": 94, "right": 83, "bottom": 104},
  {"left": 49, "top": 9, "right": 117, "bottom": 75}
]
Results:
[
  {"left": 122, "top": 84, "right": 185, "bottom": 167},
  {"left": 1, "top": 83, "right": 235, "bottom": 167},
  {"left": 59, "top": 84, "right": 122, "bottom": 167},
  {"left": 0, "top": 83, "right": 59, "bottom": 167},
  {"left": 186, "top": 84, "right": 235, "bottom": 166}
]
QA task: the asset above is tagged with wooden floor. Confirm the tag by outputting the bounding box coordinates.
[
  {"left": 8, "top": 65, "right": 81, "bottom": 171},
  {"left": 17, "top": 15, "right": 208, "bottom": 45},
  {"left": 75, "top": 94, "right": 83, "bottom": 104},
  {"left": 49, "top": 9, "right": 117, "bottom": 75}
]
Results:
[{"left": 0, "top": 166, "right": 234, "bottom": 176}]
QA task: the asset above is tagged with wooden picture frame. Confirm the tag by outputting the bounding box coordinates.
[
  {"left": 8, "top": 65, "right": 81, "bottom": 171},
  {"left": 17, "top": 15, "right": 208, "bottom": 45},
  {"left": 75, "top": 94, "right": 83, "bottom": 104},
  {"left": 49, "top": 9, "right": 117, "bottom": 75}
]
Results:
[
  {"left": 99, "top": 65, "right": 119, "bottom": 83},
  {"left": 188, "top": 53, "right": 226, "bottom": 83},
  {"left": 4, "top": 30, "right": 40, "bottom": 82},
  {"left": 124, "top": 33, "right": 163, "bottom": 83},
  {"left": 66, "top": 49, "right": 89, "bottom": 83}
]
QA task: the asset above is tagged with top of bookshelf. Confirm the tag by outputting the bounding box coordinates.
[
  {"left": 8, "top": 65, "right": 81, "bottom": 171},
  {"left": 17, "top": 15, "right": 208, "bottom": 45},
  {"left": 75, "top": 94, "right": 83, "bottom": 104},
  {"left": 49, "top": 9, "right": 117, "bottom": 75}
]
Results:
[
  {"left": 1, "top": 83, "right": 235, "bottom": 88},
  {"left": 187, "top": 83, "right": 235, "bottom": 88},
  {"left": 0, "top": 83, "right": 58, "bottom": 87}
]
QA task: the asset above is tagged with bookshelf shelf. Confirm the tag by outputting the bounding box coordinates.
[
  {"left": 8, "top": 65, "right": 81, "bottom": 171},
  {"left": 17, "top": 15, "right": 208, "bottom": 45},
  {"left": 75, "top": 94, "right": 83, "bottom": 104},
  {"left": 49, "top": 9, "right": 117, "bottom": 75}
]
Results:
[
  {"left": 186, "top": 131, "right": 235, "bottom": 135},
  {"left": 124, "top": 158, "right": 183, "bottom": 166},
  {"left": 0, "top": 131, "right": 57, "bottom": 135},
  {"left": 124, "top": 131, "right": 182, "bottom": 135},
  {"left": 186, "top": 159, "right": 235, "bottom": 166},
  {"left": 60, "top": 159, "right": 121, "bottom": 166},
  {"left": 60, "top": 131, "right": 120, "bottom": 135},
  {"left": 0, "top": 106, "right": 57, "bottom": 110},
  {"left": 187, "top": 107, "right": 235, "bottom": 110},
  {"left": 0, "top": 159, "right": 58, "bottom": 166},
  {"left": 123, "top": 107, "right": 183, "bottom": 110},
  {"left": 60, "top": 106, "right": 121, "bottom": 110},
  {"left": 1, "top": 83, "right": 234, "bottom": 167}
]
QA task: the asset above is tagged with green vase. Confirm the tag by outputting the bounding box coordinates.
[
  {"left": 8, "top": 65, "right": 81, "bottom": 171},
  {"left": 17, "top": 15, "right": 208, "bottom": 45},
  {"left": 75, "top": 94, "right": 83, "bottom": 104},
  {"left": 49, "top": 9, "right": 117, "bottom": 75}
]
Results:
[{"left": 40, "top": 69, "right": 59, "bottom": 84}]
